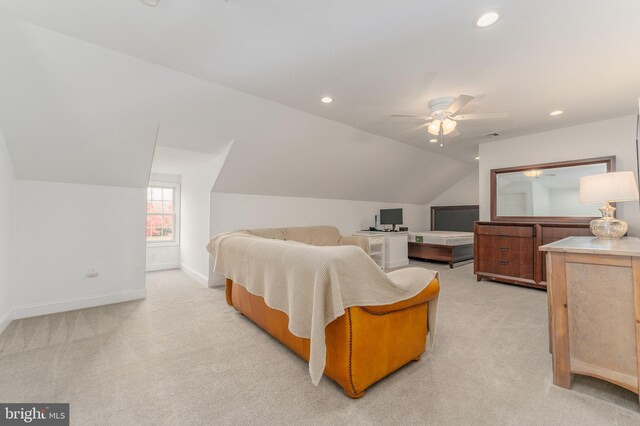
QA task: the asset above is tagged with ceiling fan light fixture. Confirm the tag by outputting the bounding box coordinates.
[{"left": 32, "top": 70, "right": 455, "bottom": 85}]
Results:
[
  {"left": 427, "top": 119, "right": 442, "bottom": 135},
  {"left": 441, "top": 118, "right": 457, "bottom": 135},
  {"left": 140, "top": 0, "right": 160, "bottom": 7},
  {"left": 475, "top": 11, "right": 500, "bottom": 28}
]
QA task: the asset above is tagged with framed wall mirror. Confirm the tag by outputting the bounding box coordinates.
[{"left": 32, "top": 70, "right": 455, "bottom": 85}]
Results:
[{"left": 491, "top": 156, "right": 616, "bottom": 223}]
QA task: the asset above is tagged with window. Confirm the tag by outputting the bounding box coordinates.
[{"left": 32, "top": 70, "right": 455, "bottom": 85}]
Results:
[{"left": 146, "top": 183, "right": 180, "bottom": 244}]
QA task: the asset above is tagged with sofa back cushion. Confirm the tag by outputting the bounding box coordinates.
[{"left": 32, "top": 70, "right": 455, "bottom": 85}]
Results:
[
  {"left": 283, "top": 226, "right": 342, "bottom": 246},
  {"left": 244, "top": 228, "right": 285, "bottom": 240}
]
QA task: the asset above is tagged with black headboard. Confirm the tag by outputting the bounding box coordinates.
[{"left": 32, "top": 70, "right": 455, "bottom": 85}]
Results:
[{"left": 431, "top": 205, "right": 479, "bottom": 232}]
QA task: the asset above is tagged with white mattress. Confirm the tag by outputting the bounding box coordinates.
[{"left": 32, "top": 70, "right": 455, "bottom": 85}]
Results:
[{"left": 408, "top": 231, "right": 474, "bottom": 246}]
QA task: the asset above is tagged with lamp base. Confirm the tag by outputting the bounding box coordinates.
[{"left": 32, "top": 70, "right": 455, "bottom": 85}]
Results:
[{"left": 590, "top": 202, "right": 627, "bottom": 239}]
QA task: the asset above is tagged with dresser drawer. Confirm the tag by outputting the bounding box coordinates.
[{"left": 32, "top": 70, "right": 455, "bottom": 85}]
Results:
[
  {"left": 476, "top": 224, "right": 534, "bottom": 238},
  {"left": 477, "top": 251, "right": 534, "bottom": 279},
  {"left": 477, "top": 234, "right": 534, "bottom": 252},
  {"left": 541, "top": 226, "right": 592, "bottom": 245}
]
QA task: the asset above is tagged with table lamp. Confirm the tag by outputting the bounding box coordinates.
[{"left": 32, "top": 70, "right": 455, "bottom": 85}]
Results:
[{"left": 579, "top": 171, "right": 640, "bottom": 239}]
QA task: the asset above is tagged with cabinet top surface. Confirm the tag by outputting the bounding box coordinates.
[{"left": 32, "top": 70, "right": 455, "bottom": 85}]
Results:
[
  {"left": 539, "top": 236, "right": 640, "bottom": 256},
  {"left": 354, "top": 231, "right": 408, "bottom": 236},
  {"left": 475, "top": 221, "right": 589, "bottom": 227}
]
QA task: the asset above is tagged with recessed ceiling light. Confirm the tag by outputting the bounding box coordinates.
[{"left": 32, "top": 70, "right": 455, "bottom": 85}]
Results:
[
  {"left": 549, "top": 110, "right": 564, "bottom": 116},
  {"left": 429, "top": 138, "right": 438, "bottom": 143},
  {"left": 140, "top": 0, "right": 160, "bottom": 6},
  {"left": 321, "top": 97, "right": 333, "bottom": 104},
  {"left": 475, "top": 156, "right": 480, "bottom": 160},
  {"left": 475, "top": 11, "right": 500, "bottom": 28}
]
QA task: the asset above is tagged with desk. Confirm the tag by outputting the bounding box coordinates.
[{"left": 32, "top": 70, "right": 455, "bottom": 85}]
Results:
[
  {"left": 540, "top": 236, "right": 640, "bottom": 401},
  {"left": 354, "top": 231, "right": 409, "bottom": 270}
]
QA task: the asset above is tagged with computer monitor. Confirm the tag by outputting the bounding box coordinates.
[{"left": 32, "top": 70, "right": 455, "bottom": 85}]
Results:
[{"left": 380, "top": 208, "right": 403, "bottom": 229}]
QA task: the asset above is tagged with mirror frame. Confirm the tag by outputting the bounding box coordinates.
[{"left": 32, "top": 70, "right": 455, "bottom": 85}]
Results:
[{"left": 490, "top": 156, "right": 616, "bottom": 223}]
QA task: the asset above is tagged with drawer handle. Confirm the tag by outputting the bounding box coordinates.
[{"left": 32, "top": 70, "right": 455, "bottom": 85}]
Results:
[
  {"left": 497, "top": 260, "right": 509, "bottom": 265},
  {"left": 499, "top": 247, "right": 509, "bottom": 252},
  {"left": 498, "top": 234, "right": 509, "bottom": 238}
]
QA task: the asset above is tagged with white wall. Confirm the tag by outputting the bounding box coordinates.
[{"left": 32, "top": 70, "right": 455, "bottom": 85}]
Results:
[
  {"left": 479, "top": 115, "right": 640, "bottom": 236},
  {"left": 0, "top": 127, "right": 16, "bottom": 334},
  {"left": 426, "top": 169, "right": 479, "bottom": 227},
  {"left": 208, "top": 193, "right": 429, "bottom": 285},
  {"left": 146, "top": 245, "right": 180, "bottom": 272},
  {"left": 429, "top": 169, "right": 479, "bottom": 207},
  {"left": 179, "top": 146, "right": 232, "bottom": 283},
  {"left": 13, "top": 181, "right": 146, "bottom": 318},
  {"left": 146, "top": 173, "right": 181, "bottom": 272},
  {"left": 210, "top": 192, "right": 428, "bottom": 236}
]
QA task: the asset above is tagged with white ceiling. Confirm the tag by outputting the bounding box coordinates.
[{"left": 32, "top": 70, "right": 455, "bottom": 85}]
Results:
[
  {"left": 151, "top": 145, "right": 217, "bottom": 177},
  {"left": 1, "top": 0, "right": 638, "bottom": 163},
  {"left": 0, "top": 15, "right": 472, "bottom": 203}
]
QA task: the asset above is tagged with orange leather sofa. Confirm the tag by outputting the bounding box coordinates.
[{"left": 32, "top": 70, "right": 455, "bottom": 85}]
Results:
[{"left": 225, "top": 275, "right": 440, "bottom": 398}]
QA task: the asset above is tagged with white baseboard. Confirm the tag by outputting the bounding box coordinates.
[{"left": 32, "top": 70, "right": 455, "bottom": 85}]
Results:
[
  {"left": 0, "top": 309, "right": 12, "bottom": 337},
  {"left": 146, "top": 262, "right": 180, "bottom": 272},
  {"left": 180, "top": 263, "right": 208, "bottom": 286},
  {"left": 12, "top": 288, "right": 147, "bottom": 320}
]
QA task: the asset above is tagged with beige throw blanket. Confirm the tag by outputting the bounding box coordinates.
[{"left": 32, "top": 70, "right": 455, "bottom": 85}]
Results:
[{"left": 207, "top": 232, "right": 438, "bottom": 385}]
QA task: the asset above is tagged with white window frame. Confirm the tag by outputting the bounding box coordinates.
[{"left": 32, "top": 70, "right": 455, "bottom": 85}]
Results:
[{"left": 146, "top": 181, "right": 181, "bottom": 247}]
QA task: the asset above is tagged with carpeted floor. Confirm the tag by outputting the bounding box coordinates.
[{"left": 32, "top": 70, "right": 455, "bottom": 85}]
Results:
[{"left": 1, "top": 262, "right": 639, "bottom": 425}]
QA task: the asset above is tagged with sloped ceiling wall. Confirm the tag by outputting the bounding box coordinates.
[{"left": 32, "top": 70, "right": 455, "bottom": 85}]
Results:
[
  {"left": 0, "top": 15, "right": 159, "bottom": 187},
  {"left": 0, "top": 15, "right": 473, "bottom": 203}
]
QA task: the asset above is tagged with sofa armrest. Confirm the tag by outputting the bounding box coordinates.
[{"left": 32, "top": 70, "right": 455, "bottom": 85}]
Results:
[
  {"left": 361, "top": 278, "right": 440, "bottom": 315},
  {"left": 340, "top": 235, "right": 370, "bottom": 252}
]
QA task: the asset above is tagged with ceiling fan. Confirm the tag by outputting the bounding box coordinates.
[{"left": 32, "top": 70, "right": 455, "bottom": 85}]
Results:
[{"left": 390, "top": 95, "right": 507, "bottom": 142}]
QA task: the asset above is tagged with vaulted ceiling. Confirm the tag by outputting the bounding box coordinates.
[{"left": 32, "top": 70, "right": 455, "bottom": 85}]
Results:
[
  {"left": 1, "top": 0, "right": 638, "bottom": 163},
  {"left": 0, "top": 14, "right": 471, "bottom": 203}
]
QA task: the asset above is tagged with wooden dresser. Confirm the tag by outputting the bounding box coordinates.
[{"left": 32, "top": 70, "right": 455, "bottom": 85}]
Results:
[
  {"left": 474, "top": 221, "right": 591, "bottom": 289},
  {"left": 540, "top": 237, "right": 640, "bottom": 400}
]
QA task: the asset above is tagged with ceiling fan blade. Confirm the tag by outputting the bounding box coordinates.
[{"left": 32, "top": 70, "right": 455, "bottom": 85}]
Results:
[
  {"left": 445, "top": 94, "right": 475, "bottom": 115},
  {"left": 390, "top": 113, "right": 430, "bottom": 119},
  {"left": 452, "top": 112, "right": 508, "bottom": 121},
  {"left": 398, "top": 122, "right": 432, "bottom": 135}
]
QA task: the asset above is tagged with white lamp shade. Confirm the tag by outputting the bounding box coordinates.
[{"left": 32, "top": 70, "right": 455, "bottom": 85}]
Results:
[
  {"left": 441, "top": 118, "right": 457, "bottom": 135},
  {"left": 580, "top": 171, "right": 640, "bottom": 204},
  {"left": 427, "top": 119, "right": 441, "bottom": 135}
]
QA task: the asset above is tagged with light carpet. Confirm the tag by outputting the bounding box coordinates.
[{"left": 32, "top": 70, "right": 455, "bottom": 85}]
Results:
[{"left": 0, "top": 262, "right": 639, "bottom": 425}]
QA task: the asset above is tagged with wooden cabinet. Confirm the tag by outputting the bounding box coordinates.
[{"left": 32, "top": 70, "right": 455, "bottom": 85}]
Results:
[
  {"left": 541, "top": 237, "right": 640, "bottom": 400},
  {"left": 475, "top": 222, "right": 537, "bottom": 287},
  {"left": 474, "top": 221, "right": 591, "bottom": 290}
]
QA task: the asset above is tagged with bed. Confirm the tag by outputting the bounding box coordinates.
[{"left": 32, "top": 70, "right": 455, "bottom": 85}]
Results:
[{"left": 408, "top": 205, "right": 478, "bottom": 268}]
